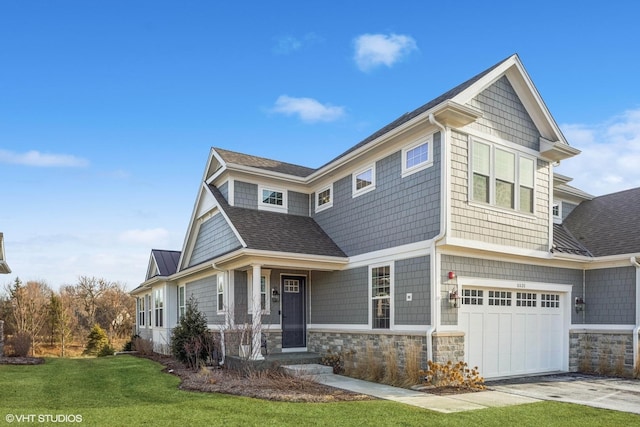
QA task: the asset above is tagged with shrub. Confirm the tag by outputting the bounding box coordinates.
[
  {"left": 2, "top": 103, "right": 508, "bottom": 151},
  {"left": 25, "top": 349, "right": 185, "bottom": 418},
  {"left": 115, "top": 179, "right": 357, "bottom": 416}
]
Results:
[
  {"left": 11, "top": 332, "right": 32, "bottom": 357},
  {"left": 171, "top": 296, "right": 215, "bottom": 369},
  {"left": 402, "top": 340, "right": 423, "bottom": 387},
  {"left": 321, "top": 349, "right": 344, "bottom": 374},
  {"left": 83, "top": 324, "right": 111, "bottom": 356},
  {"left": 420, "top": 360, "right": 485, "bottom": 390},
  {"left": 122, "top": 335, "right": 140, "bottom": 352},
  {"left": 133, "top": 337, "right": 155, "bottom": 356}
]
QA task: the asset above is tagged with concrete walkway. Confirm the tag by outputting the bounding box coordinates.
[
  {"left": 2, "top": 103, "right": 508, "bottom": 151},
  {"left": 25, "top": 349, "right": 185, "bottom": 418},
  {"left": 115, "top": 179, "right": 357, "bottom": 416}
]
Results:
[{"left": 283, "top": 364, "right": 539, "bottom": 413}]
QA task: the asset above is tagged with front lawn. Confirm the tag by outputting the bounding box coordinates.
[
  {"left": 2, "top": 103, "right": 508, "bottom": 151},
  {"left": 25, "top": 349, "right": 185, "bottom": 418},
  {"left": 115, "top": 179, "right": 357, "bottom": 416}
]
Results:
[{"left": 0, "top": 356, "right": 637, "bottom": 426}]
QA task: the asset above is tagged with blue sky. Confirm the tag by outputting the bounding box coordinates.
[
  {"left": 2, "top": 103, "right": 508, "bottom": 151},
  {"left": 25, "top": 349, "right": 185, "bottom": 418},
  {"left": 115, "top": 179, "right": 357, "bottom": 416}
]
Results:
[{"left": 2, "top": 1, "right": 639, "bottom": 290}]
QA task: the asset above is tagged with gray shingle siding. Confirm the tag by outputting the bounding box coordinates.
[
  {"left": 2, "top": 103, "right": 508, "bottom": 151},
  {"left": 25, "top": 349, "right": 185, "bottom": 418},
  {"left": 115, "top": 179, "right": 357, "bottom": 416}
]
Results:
[
  {"left": 395, "top": 256, "right": 430, "bottom": 325},
  {"left": 582, "top": 267, "right": 635, "bottom": 324},
  {"left": 312, "top": 133, "right": 441, "bottom": 256},
  {"left": 234, "top": 270, "right": 248, "bottom": 325},
  {"left": 467, "top": 76, "right": 541, "bottom": 150},
  {"left": 288, "top": 191, "right": 309, "bottom": 216},
  {"left": 189, "top": 214, "right": 242, "bottom": 267},
  {"left": 218, "top": 181, "right": 229, "bottom": 202},
  {"left": 186, "top": 275, "right": 224, "bottom": 325},
  {"left": 234, "top": 181, "right": 258, "bottom": 209},
  {"left": 311, "top": 267, "right": 368, "bottom": 324},
  {"left": 562, "top": 201, "right": 578, "bottom": 221},
  {"left": 441, "top": 255, "right": 583, "bottom": 325}
]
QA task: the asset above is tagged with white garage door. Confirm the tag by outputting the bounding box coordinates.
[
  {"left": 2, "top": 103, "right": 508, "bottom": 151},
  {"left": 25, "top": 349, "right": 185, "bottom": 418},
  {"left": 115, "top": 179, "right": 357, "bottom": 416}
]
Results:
[{"left": 458, "top": 287, "right": 565, "bottom": 379}]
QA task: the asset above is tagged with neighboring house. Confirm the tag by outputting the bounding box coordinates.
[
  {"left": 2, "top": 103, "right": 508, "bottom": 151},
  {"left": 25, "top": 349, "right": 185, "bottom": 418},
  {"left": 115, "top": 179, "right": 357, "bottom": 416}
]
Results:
[
  {"left": 0, "top": 233, "right": 10, "bottom": 274},
  {"left": 131, "top": 54, "right": 640, "bottom": 378}
]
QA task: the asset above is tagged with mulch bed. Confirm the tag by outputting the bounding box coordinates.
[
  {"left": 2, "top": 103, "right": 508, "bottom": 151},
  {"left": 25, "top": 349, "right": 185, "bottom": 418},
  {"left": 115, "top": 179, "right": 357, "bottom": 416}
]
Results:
[{"left": 137, "top": 353, "right": 374, "bottom": 403}]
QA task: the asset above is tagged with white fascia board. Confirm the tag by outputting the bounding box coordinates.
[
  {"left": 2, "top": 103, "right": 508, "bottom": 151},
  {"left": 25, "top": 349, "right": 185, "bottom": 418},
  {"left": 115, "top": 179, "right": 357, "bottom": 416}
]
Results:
[
  {"left": 213, "top": 248, "right": 348, "bottom": 271},
  {"left": 443, "top": 237, "right": 552, "bottom": 259},
  {"left": 224, "top": 163, "right": 308, "bottom": 184},
  {"left": 570, "top": 325, "right": 635, "bottom": 332}
]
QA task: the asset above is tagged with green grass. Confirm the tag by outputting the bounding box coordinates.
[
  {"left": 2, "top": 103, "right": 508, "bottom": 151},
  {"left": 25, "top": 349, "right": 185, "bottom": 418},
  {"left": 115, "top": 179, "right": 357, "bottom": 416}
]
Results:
[{"left": 0, "top": 356, "right": 637, "bottom": 426}]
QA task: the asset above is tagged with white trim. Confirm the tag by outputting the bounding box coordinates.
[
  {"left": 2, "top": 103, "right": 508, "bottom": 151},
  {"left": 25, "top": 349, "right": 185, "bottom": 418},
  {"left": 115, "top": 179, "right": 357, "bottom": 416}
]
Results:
[
  {"left": 247, "top": 268, "right": 271, "bottom": 315},
  {"left": 349, "top": 240, "right": 432, "bottom": 269},
  {"left": 216, "top": 274, "right": 225, "bottom": 315},
  {"left": 570, "top": 325, "right": 635, "bottom": 331},
  {"left": 228, "top": 179, "right": 235, "bottom": 206},
  {"left": 258, "top": 185, "right": 288, "bottom": 213},
  {"left": 444, "top": 237, "right": 552, "bottom": 259},
  {"left": 315, "top": 183, "right": 333, "bottom": 213},
  {"left": 368, "top": 262, "right": 394, "bottom": 330},
  {"left": 401, "top": 134, "right": 434, "bottom": 177},
  {"left": 552, "top": 200, "right": 562, "bottom": 224},
  {"left": 178, "top": 285, "right": 186, "bottom": 320},
  {"left": 352, "top": 163, "right": 376, "bottom": 197},
  {"left": 307, "top": 325, "right": 430, "bottom": 334},
  {"left": 457, "top": 276, "right": 573, "bottom": 293}
]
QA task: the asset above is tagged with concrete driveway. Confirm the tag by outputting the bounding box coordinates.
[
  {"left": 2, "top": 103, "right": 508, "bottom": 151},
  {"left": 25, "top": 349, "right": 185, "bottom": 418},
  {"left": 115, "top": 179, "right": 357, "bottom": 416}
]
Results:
[{"left": 487, "top": 373, "right": 640, "bottom": 415}]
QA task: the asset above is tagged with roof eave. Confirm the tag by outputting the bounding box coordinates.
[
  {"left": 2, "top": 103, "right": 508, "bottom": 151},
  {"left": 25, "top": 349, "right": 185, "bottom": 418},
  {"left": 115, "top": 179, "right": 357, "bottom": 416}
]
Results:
[
  {"left": 0, "top": 261, "right": 10, "bottom": 274},
  {"left": 540, "top": 137, "right": 581, "bottom": 162},
  {"left": 212, "top": 248, "right": 348, "bottom": 271}
]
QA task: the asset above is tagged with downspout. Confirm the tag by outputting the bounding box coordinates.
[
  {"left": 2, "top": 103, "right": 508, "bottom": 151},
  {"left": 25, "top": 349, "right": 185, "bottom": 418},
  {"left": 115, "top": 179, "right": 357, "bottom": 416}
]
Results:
[
  {"left": 426, "top": 113, "right": 448, "bottom": 362},
  {"left": 630, "top": 256, "right": 640, "bottom": 372}
]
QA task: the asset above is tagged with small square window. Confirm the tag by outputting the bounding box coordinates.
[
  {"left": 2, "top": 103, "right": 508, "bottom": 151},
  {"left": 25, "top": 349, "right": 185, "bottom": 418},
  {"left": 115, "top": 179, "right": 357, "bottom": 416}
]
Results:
[
  {"left": 402, "top": 135, "right": 433, "bottom": 177},
  {"left": 315, "top": 184, "right": 333, "bottom": 212},
  {"left": 352, "top": 164, "right": 376, "bottom": 197}
]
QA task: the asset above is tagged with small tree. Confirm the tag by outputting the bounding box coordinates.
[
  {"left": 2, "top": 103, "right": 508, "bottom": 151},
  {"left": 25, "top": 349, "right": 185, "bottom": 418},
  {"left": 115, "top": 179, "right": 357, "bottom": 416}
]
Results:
[
  {"left": 171, "top": 296, "right": 213, "bottom": 369},
  {"left": 83, "top": 324, "right": 113, "bottom": 356}
]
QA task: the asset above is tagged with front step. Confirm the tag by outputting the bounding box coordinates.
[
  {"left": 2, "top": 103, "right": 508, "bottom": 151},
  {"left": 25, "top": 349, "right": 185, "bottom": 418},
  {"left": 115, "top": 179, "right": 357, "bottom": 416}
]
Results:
[{"left": 281, "top": 363, "right": 333, "bottom": 377}]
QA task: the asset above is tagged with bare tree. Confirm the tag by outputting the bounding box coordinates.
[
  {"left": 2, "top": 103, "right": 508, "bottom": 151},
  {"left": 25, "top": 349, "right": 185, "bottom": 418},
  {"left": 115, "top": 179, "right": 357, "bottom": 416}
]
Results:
[
  {"left": 49, "top": 288, "right": 76, "bottom": 357},
  {"left": 95, "top": 282, "right": 135, "bottom": 340},
  {"left": 7, "top": 278, "right": 51, "bottom": 356}
]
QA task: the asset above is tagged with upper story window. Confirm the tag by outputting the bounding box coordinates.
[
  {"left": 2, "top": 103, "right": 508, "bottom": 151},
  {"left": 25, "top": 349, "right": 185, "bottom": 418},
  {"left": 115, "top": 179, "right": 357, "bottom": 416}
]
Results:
[
  {"left": 353, "top": 164, "right": 376, "bottom": 197},
  {"left": 552, "top": 201, "right": 562, "bottom": 223},
  {"left": 315, "top": 184, "right": 333, "bottom": 212},
  {"left": 259, "top": 186, "right": 287, "bottom": 213},
  {"left": 471, "top": 140, "right": 535, "bottom": 214},
  {"left": 402, "top": 135, "right": 433, "bottom": 177}
]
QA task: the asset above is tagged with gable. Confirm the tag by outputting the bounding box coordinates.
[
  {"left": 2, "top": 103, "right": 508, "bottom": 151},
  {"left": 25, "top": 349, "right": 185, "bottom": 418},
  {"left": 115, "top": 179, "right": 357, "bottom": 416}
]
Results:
[
  {"left": 188, "top": 213, "right": 243, "bottom": 267},
  {"left": 467, "top": 75, "right": 541, "bottom": 150}
]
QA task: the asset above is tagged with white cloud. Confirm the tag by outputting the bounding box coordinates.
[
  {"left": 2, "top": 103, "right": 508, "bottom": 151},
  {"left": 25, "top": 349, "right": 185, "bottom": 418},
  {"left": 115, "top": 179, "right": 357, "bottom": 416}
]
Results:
[
  {"left": 118, "top": 228, "right": 170, "bottom": 246},
  {"left": 0, "top": 149, "right": 89, "bottom": 167},
  {"left": 353, "top": 33, "right": 417, "bottom": 72},
  {"left": 558, "top": 108, "right": 640, "bottom": 195},
  {"left": 271, "top": 95, "right": 346, "bottom": 123}
]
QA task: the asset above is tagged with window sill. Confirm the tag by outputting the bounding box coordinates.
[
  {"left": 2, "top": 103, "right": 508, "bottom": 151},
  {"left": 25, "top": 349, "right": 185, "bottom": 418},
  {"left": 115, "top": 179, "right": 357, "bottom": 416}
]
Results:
[{"left": 467, "top": 200, "right": 537, "bottom": 220}]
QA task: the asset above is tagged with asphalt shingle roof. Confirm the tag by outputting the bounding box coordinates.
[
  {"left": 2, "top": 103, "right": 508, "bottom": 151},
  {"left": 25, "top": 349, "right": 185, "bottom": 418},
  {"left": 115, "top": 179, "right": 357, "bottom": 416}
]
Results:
[
  {"left": 215, "top": 147, "right": 315, "bottom": 177},
  {"left": 563, "top": 187, "right": 640, "bottom": 257},
  {"left": 209, "top": 185, "right": 346, "bottom": 258}
]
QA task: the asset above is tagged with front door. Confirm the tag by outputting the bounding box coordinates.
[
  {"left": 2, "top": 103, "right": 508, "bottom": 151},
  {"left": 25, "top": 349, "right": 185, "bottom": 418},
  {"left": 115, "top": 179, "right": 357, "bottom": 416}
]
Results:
[{"left": 281, "top": 276, "right": 306, "bottom": 348}]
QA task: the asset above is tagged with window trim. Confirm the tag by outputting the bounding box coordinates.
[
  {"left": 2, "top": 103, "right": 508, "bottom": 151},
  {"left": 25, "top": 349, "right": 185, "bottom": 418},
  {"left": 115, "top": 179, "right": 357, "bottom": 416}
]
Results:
[
  {"left": 178, "top": 285, "right": 185, "bottom": 320},
  {"left": 402, "top": 135, "right": 434, "bottom": 177},
  {"left": 552, "top": 201, "right": 562, "bottom": 224},
  {"left": 368, "top": 263, "right": 394, "bottom": 329},
  {"left": 217, "top": 275, "right": 225, "bottom": 314},
  {"left": 154, "top": 288, "right": 164, "bottom": 328},
  {"left": 315, "top": 184, "right": 333, "bottom": 212},
  {"left": 258, "top": 185, "right": 287, "bottom": 213},
  {"left": 352, "top": 164, "right": 376, "bottom": 197},
  {"left": 138, "top": 297, "right": 145, "bottom": 326},
  {"left": 247, "top": 269, "right": 271, "bottom": 315},
  {"left": 146, "top": 294, "right": 152, "bottom": 329},
  {"left": 469, "top": 138, "right": 536, "bottom": 214}
]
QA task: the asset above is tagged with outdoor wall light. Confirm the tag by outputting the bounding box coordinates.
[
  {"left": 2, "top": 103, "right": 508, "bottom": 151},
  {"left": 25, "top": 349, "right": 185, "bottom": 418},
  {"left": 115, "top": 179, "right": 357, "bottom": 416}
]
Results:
[
  {"left": 271, "top": 288, "right": 280, "bottom": 303},
  {"left": 449, "top": 289, "right": 461, "bottom": 309},
  {"left": 575, "top": 296, "right": 585, "bottom": 313}
]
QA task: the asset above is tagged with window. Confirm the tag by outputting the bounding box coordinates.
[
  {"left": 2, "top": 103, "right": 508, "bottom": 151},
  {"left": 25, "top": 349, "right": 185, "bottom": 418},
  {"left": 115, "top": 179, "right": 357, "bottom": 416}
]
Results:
[
  {"left": 402, "top": 135, "right": 433, "bottom": 176},
  {"left": 552, "top": 201, "right": 562, "bottom": 223},
  {"left": 541, "top": 294, "right": 559, "bottom": 308},
  {"left": 371, "top": 265, "right": 391, "bottom": 329},
  {"left": 154, "top": 289, "right": 164, "bottom": 327},
  {"left": 516, "top": 292, "right": 537, "bottom": 307},
  {"left": 488, "top": 290, "right": 511, "bottom": 306},
  {"left": 471, "top": 140, "right": 535, "bottom": 213},
  {"left": 258, "top": 186, "right": 287, "bottom": 212},
  {"left": 138, "top": 297, "right": 145, "bottom": 326},
  {"left": 247, "top": 269, "right": 270, "bottom": 314},
  {"left": 315, "top": 184, "right": 333, "bottom": 212},
  {"left": 283, "top": 279, "right": 299, "bottom": 293},
  {"left": 217, "top": 275, "right": 224, "bottom": 313},
  {"left": 462, "top": 289, "right": 484, "bottom": 305},
  {"left": 353, "top": 165, "right": 375, "bottom": 197},
  {"left": 146, "top": 294, "right": 152, "bottom": 328},
  {"left": 178, "top": 286, "right": 185, "bottom": 320}
]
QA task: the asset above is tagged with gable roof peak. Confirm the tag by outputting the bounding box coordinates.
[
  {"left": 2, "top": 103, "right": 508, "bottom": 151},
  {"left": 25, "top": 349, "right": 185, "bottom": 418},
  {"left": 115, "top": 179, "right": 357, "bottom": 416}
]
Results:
[{"left": 213, "top": 147, "right": 315, "bottom": 178}]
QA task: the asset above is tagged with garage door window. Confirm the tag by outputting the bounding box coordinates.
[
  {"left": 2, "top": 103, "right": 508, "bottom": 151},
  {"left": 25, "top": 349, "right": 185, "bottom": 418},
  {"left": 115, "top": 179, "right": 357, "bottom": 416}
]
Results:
[
  {"left": 541, "top": 294, "right": 560, "bottom": 308},
  {"left": 488, "top": 290, "right": 511, "bottom": 306},
  {"left": 516, "top": 292, "right": 537, "bottom": 307},
  {"left": 462, "top": 289, "right": 483, "bottom": 305}
]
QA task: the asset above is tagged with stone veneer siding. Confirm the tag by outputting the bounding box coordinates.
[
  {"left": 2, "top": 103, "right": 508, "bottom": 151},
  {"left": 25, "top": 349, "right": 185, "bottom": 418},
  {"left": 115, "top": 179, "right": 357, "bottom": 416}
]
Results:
[
  {"left": 570, "top": 330, "right": 637, "bottom": 377},
  {"left": 431, "top": 332, "right": 465, "bottom": 365},
  {"left": 308, "top": 330, "right": 429, "bottom": 372}
]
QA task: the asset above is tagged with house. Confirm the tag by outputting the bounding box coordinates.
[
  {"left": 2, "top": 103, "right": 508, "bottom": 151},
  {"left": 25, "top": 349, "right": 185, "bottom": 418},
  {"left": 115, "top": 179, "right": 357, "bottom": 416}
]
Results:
[
  {"left": 131, "top": 54, "right": 640, "bottom": 378},
  {"left": 0, "top": 233, "right": 10, "bottom": 274}
]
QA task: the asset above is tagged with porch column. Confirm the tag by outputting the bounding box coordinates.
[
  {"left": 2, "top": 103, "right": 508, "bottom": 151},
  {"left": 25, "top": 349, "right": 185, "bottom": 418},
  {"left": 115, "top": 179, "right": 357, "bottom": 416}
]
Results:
[{"left": 250, "top": 264, "right": 264, "bottom": 361}]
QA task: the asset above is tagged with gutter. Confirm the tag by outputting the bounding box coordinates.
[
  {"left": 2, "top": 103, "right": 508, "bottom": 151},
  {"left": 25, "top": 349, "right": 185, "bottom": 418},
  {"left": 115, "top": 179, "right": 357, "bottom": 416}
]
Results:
[
  {"left": 630, "top": 256, "right": 640, "bottom": 373},
  {"left": 425, "top": 113, "right": 449, "bottom": 362}
]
